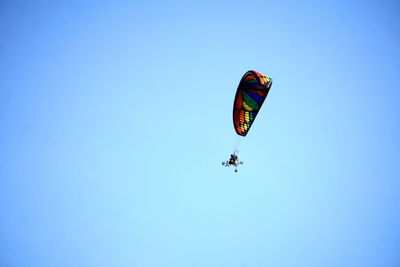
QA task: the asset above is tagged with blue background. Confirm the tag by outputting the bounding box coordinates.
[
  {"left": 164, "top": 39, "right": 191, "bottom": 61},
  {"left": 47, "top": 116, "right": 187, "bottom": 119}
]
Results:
[{"left": 1, "top": 1, "right": 399, "bottom": 266}]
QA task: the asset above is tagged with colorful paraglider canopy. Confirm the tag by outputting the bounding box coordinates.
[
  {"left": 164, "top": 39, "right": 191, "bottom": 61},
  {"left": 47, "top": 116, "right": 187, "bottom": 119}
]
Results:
[{"left": 233, "top": 70, "right": 272, "bottom": 136}]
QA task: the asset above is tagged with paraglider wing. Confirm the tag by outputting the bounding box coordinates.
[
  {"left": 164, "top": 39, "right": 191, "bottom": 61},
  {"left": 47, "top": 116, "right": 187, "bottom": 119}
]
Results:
[{"left": 233, "top": 70, "right": 272, "bottom": 136}]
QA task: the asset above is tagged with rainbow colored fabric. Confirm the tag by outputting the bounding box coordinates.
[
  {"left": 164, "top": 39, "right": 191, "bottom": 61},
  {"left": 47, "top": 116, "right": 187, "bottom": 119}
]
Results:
[{"left": 233, "top": 70, "right": 272, "bottom": 136}]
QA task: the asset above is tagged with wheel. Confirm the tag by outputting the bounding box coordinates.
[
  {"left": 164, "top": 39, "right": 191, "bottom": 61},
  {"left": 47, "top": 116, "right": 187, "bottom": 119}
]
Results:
[
  {"left": 222, "top": 162, "right": 225, "bottom": 165},
  {"left": 234, "top": 169, "right": 238, "bottom": 173}
]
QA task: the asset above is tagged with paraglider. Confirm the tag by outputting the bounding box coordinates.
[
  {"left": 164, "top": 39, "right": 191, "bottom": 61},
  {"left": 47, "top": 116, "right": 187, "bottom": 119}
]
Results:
[
  {"left": 222, "top": 152, "right": 244, "bottom": 173},
  {"left": 222, "top": 70, "right": 273, "bottom": 172}
]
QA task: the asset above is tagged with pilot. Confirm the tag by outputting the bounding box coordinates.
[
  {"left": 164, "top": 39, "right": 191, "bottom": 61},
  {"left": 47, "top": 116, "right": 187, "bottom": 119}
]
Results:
[{"left": 229, "top": 154, "right": 237, "bottom": 165}]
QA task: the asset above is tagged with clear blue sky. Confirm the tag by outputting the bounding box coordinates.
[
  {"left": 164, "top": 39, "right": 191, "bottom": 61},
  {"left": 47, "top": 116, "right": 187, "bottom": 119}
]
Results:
[{"left": 1, "top": 1, "right": 400, "bottom": 266}]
